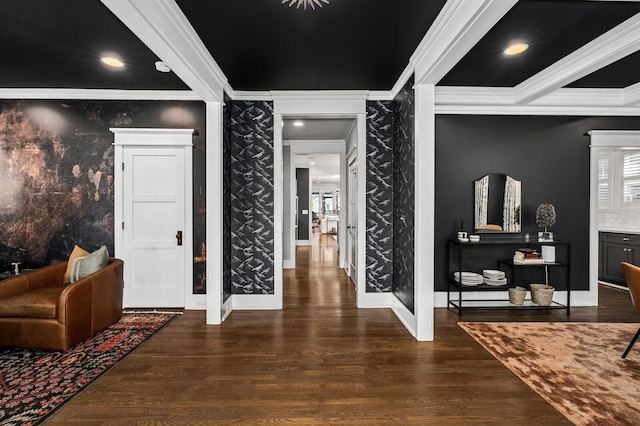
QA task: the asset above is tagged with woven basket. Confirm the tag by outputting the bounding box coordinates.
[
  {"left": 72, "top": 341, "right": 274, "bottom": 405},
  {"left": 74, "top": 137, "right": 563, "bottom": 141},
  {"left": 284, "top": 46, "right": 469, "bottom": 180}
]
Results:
[
  {"left": 508, "top": 286, "right": 527, "bottom": 305},
  {"left": 530, "top": 284, "right": 554, "bottom": 306}
]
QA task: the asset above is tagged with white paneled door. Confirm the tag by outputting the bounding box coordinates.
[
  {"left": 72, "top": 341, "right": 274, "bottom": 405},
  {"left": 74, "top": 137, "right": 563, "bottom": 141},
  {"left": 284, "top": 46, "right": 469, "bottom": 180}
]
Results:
[{"left": 122, "top": 146, "right": 186, "bottom": 308}]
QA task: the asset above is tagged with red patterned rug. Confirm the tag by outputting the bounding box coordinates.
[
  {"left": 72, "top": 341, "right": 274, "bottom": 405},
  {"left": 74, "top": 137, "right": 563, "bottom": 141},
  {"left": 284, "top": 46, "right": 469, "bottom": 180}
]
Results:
[
  {"left": 459, "top": 322, "right": 640, "bottom": 425},
  {"left": 0, "top": 312, "right": 176, "bottom": 425}
]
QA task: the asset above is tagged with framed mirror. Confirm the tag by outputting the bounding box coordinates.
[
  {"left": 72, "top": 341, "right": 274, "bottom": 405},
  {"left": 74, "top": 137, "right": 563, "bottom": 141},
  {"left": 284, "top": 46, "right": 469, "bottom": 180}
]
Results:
[{"left": 474, "top": 173, "right": 521, "bottom": 233}]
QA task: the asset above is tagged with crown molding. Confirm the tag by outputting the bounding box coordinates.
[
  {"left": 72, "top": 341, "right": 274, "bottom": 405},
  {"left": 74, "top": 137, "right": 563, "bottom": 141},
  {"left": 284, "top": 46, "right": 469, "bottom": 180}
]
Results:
[
  {"left": 389, "top": 63, "right": 416, "bottom": 100},
  {"left": 270, "top": 91, "right": 369, "bottom": 101},
  {"left": 435, "top": 86, "right": 640, "bottom": 115},
  {"left": 0, "top": 88, "right": 200, "bottom": 101},
  {"left": 367, "top": 91, "right": 395, "bottom": 101},
  {"left": 623, "top": 82, "right": 640, "bottom": 106},
  {"left": 101, "top": 0, "right": 227, "bottom": 102},
  {"left": 515, "top": 13, "right": 640, "bottom": 104}
]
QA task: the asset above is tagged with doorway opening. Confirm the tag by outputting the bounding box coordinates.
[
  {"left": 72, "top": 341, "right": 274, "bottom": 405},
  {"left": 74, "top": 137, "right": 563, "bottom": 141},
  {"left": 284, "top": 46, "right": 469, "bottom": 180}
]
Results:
[{"left": 280, "top": 116, "right": 360, "bottom": 306}]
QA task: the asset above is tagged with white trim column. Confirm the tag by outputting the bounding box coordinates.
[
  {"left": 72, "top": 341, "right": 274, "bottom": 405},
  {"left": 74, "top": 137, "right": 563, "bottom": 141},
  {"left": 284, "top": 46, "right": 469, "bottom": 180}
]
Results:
[
  {"left": 415, "top": 84, "right": 436, "bottom": 341},
  {"left": 206, "top": 101, "right": 226, "bottom": 324},
  {"left": 274, "top": 113, "right": 284, "bottom": 309}
]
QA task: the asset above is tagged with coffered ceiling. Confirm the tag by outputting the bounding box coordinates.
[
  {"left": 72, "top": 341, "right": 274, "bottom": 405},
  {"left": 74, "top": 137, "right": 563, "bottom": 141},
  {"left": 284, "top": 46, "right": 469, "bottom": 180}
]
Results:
[{"left": 2, "top": 0, "right": 640, "bottom": 103}]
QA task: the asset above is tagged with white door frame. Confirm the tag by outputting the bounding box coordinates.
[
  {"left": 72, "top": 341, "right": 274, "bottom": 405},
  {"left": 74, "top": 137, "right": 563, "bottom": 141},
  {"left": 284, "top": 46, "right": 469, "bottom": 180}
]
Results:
[
  {"left": 111, "top": 128, "right": 197, "bottom": 309},
  {"left": 588, "top": 131, "right": 640, "bottom": 306},
  {"left": 346, "top": 148, "right": 358, "bottom": 283},
  {"left": 273, "top": 96, "right": 367, "bottom": 310}
]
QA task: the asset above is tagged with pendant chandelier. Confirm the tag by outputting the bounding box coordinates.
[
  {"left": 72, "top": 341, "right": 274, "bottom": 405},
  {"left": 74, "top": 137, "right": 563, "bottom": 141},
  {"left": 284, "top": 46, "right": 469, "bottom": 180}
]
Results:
[{"left": 281, "top": 0, "right": 329, "bottom": 10}]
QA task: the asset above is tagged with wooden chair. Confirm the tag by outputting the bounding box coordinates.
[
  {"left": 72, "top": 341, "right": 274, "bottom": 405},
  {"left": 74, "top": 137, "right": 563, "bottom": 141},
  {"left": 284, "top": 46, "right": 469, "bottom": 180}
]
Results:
[{"left": 620, "top": 262, "right": 640, "bottom": 359}]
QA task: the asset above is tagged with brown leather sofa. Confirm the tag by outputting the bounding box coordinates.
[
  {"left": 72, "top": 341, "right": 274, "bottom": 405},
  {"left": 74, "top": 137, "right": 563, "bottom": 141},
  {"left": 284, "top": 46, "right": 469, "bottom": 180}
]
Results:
[{"left": 0, "top": 258, "right": 123, "bottom": 350}]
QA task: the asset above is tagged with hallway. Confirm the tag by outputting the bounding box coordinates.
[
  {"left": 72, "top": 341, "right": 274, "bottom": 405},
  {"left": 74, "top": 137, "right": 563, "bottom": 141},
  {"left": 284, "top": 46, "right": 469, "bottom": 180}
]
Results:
[{"left": 285, "top": 231, "right": 352, "bottom": 309}]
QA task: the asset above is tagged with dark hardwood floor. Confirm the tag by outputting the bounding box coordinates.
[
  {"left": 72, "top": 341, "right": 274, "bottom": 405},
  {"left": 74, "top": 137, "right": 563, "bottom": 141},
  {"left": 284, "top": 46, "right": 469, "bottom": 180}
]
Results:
[{"left": 47, "top": 233, "right": 637, "bottom": 424}]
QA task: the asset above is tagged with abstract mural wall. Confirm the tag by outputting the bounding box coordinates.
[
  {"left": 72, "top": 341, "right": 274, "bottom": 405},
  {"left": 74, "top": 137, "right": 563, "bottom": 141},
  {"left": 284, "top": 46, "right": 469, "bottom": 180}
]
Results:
[
  {"left": 229, "top": 100, "right": 275, "bottom": 295},
  {"left": 0, "top": 100, "right": 207, "bottom": 295}
]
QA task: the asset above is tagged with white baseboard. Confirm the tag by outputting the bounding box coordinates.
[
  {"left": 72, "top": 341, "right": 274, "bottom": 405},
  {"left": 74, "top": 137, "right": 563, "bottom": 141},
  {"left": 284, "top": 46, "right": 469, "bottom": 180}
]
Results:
[
  {"left": 185, "top": 294, "right": 206, "bottom": 310},
  {"left": 599, "top": 280, "right": 629, "bottom": 291},
  {"left": 360, "top": 291, "right": 392, "bottom": 308},
  {"left": 283, "top": 259, "right": 295, "bottom": 269},
  {"left": 221, "top": 297, "right": 232, "bottom": 321},
  {"left": 232, "top": 294, "right": 281, "bottom": 310},
  {"left": 296, "top": 240, "right": 312, "bottom": 246},
  {"left": 391, "top": 295, "right": 417, "bottom": 337}
]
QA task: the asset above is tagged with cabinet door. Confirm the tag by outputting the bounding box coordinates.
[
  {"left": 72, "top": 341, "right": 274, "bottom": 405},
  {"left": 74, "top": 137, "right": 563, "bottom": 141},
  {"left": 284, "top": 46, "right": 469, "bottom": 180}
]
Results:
[{"left": 602, "top": 242, "right": 631, "bottom": 285}]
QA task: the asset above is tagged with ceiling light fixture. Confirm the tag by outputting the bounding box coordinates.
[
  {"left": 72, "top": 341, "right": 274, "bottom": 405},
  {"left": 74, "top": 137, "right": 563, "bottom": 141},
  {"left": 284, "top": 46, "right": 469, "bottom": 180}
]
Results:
[
  {"left": 293, "top": 120, "right": 304, "bottom": 127},
  {"left": 503, "top": 42, "right": 529, "bottom": 56},
  {"left": 100, "top": 56, "right": 124, "bottom": 68},
  {"left": 282, "top": 0, "right": 329, "bottom": 10},
  {"left": 155, "top": 61, "right": 171, "bottom": 73}
]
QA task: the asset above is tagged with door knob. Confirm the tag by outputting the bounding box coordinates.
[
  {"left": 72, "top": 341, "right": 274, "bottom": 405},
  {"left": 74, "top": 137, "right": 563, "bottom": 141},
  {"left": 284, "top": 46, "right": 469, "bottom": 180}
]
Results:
[{"left": 176, "top": 231, "right": 183, "bottom": 246}]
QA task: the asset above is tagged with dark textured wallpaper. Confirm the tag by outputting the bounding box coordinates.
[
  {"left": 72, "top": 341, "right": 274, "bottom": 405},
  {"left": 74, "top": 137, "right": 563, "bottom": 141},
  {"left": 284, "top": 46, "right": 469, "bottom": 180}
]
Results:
[
  {"left": 0, "top": 100, "right": 206, "bottom": 295},
  {"left": 223, "top": 93, "right": 232, "bottom": 302},
  {"left": 392, "top": 77, "right": 415, "bottom": 313},
  {"left": 366, "top": 101, "right": 394, "bottom": 293},
  {"left": 230, "top": 101, "right": 275, "bottom": 295}
]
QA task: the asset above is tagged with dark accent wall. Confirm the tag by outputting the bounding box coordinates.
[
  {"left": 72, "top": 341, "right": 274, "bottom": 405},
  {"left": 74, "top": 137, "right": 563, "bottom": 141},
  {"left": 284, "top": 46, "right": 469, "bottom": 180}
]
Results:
[
  {"left": 222, "top": 93, "right": 232, "bottom": 302},
  {"left": 392, "top": 77, "right": 416, "bottom": 313},
  {"left": 296, "top": 168, "right": 310, "bottom": 241},
  {"left": 0, "top": 100, "right": 207, "bottom": 294},
  {"left": 230, "top": 101, "right": 275, "bottom": 294},
  {"left": 435, "top": 115, "right": 640, "bottom": 293},
  {"left": 365, "top": 100, "right": 394, "bottom": 293}
]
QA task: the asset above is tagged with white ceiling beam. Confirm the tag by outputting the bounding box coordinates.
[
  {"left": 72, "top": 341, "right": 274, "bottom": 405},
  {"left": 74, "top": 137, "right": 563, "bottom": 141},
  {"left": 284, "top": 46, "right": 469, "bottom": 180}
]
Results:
[
  {"left": 514, "top": 12, "right": 640, "bottom": 104},
  {"left": 101, "top": 0, "right": 227, "bottom": 102},
  {"left": 411, "top": 0, "right": 518, "bottom": 86}
]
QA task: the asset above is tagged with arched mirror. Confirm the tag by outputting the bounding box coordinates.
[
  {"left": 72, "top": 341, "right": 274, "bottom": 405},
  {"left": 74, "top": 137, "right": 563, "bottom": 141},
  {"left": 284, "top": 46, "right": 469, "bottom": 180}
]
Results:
[{"left": 474, "top": 173, "right": 521, "bottom": 233}]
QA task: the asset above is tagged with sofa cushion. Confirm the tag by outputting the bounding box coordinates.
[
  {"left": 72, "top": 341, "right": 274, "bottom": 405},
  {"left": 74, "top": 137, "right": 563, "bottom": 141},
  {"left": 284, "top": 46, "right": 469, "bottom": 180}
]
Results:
[
  {"left": 70, "top": 245, "right": 108, "bottom": 283},
  {"left": 0, "top": 285, "right": 66, "bottom": 318},
  {"left": 64, "top": 245, "right": 90, "bottom": 284}
]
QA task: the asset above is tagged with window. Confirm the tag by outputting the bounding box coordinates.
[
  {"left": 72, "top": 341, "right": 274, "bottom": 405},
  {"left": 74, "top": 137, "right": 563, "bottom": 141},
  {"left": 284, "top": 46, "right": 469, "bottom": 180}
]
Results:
[
  {"left": 598, "top": 149, "right": 640, "bottom": 211},
  {"left": 598, "top": 152, "right": 611, "bottom": 209},
  {"left": 623, "top": 151, "right": 640, "bottom": 206}
]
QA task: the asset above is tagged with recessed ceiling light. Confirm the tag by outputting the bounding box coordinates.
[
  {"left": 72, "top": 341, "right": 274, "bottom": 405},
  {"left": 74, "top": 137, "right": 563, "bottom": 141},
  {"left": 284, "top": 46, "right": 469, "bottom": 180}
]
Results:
[
  {"left": 155, "top": 61, "right": 171, "bottom": 73},
  {"left": 503, "top": 42, "right": 529, "bottom": 56},
  {"left": 310, "top": 162, "right": 316, "bottom": 165},
  {"left": 293, "top": 120, "right": 304, "bottom": 127},
  {"left": 100, "top": 56, "right": 124, "bottom": 68}
]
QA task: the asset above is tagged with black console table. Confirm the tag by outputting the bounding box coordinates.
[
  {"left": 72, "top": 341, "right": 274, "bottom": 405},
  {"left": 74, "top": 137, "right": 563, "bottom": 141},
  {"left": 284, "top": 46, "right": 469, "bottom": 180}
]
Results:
[{"left": 446, "top": 239, "right": 571, "bottom": 315}]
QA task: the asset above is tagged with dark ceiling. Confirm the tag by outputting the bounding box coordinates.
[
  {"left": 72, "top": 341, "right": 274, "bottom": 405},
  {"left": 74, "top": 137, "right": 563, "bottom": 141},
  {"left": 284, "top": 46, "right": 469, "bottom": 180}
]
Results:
[
  {"left": 1, "top": 0, "right": 640, "bottom": 92},
  {"left": 175, "top": 0, "right": 447, "bottom": 91}
]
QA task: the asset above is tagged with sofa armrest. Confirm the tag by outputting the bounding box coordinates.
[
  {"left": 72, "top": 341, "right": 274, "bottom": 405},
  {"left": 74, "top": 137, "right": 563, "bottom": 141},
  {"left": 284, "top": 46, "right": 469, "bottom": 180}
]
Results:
[
  {"left": 0, "top": 275, "right": 29, "bottom": 300},
  {"left": 23, "top": 261, "right": 67, "bottom": 290},
  {"left": 57, "top": 273, "right": 93, "bottom": 336},
  {"left": 57, "top": 258, "right": 123, "bottom": 331}
]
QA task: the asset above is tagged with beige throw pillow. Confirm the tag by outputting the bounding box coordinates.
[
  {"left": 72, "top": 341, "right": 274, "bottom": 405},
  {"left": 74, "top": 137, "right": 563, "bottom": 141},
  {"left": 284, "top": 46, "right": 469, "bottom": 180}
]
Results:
[{"left": 63, "top": 245, "right": 90, "bottom": 284}]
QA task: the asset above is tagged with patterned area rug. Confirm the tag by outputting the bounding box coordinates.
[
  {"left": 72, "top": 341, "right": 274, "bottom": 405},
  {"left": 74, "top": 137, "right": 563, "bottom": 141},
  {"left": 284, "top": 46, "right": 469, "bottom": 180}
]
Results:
[
  {"left": 459, "top": 322, "right": 640, "bottom": 425},
  {"left": 0, "top": 312, "right": 176, "bottom": 425}
]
